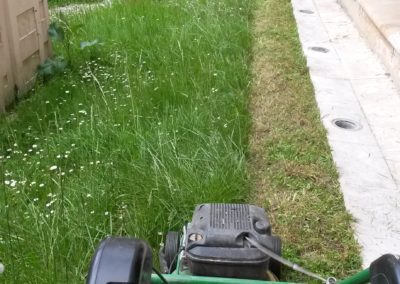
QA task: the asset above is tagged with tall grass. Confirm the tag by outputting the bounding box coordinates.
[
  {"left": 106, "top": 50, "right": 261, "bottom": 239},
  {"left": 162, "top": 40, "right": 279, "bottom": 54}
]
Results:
[{"left": 0, "top": 1, "right": 252, "bottom": 282}]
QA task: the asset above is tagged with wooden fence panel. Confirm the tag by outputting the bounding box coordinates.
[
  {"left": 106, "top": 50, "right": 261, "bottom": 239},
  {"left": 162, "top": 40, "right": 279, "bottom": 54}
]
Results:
[
  {"left": 0, "top": 0, "right": 15, "bottom": 112},
  {"left": 0, "top": 0, "right": 51, "bottom": 111}
]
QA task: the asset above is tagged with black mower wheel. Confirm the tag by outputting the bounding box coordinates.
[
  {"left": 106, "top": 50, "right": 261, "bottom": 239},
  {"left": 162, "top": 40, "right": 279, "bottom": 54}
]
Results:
[
  {"left": 164, "top": 231, "right": 180, "bottom": 273},
  {"left": 269, "top": 236, "right": 282, "bottom": 279}
]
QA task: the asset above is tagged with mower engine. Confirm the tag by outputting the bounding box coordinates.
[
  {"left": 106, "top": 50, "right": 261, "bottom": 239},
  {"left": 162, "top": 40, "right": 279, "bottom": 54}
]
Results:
[{"left": 160, "top": 203, "right": 282, "bottom": 280}]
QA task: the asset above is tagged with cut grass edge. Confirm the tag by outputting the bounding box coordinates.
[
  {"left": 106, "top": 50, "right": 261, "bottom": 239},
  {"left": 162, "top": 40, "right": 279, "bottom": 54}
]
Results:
[{"left": 247, "top": 0, "right": 361, "bottom": 281}]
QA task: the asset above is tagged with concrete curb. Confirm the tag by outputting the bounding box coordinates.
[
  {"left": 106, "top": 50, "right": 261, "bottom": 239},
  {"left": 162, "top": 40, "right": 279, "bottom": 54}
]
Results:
[{"left": 338, "top": 0, "right": 400, "bottom": 90}]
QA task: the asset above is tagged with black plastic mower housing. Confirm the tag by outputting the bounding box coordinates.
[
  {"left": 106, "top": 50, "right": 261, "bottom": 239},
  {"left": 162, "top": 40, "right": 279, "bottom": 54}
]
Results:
[{"left": 185, "top": 203, "right": 279, "bottom": 280}]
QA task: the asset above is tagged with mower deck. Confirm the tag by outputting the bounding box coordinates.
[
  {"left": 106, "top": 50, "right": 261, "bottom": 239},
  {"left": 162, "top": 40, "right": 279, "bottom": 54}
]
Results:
[{"left": 151, "top": 274, "right": 295, "bottom": 284}]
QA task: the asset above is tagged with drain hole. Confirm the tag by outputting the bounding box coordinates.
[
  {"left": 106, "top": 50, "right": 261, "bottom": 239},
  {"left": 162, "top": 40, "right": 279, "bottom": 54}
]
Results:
[
  {"left": 332, "top": 119, "right": 361, "bottom": 131},
  {"left": 299, "top": 9, "right": 314, "bottom": 14},
  {"left": 310, "top": 46, "right": 329, "bottom": 53}
]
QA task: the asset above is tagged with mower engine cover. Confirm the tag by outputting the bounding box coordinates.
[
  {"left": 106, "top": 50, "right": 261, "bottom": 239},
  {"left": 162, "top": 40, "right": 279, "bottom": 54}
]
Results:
[{"left": 185, "top": 203, "right": 280, "bottom": 280}]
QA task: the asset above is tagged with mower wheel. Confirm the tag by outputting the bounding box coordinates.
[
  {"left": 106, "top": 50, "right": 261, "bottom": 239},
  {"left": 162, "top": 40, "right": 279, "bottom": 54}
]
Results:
[
  {"left": 270, "top": 236, "right": 282, "bottom": 279},
  {"left": 164, "top": 231, "right": 180, "bottom": 273}
]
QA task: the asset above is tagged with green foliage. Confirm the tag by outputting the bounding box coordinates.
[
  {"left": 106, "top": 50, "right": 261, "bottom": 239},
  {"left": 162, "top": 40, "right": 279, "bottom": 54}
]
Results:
[
  {"left": 37, "top": 22, "right": 69, "bottom": 80},
  {"left": 48, "top": 22, "right": 65, "bottom": 42},
  {"left": 48, "top": 18, "right": 84, "bottom": 63},
  {"left": 37, "top": 57, "right": 68, "bottom": 80},
  {"left": 39, "top": 19, "right": 98, "bottom": 80},
  {"left": 80, "top": 39, "right": 102, "bottom": 49}
]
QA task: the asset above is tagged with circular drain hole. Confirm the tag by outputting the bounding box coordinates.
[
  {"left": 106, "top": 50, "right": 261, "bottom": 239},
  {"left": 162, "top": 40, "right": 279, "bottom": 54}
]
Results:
[
  {"left": 310, "top": 46, "right": 329, "bottom": 53},
  {"left": 332, "top": 119, "right": 362, "bottom": 131},
  {"left": 299, "top": 9, "right": 314, "bottom": 14}
]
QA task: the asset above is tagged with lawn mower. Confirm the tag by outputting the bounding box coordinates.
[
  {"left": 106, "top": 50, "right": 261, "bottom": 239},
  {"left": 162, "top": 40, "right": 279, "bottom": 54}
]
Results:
[{"left": 86, "top": 203, "right": 400, "bottom": 284}]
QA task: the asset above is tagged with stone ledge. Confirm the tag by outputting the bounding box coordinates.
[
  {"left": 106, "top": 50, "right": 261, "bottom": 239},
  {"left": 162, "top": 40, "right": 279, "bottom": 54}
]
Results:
[{"left": 338, "top": 0, "right": 400, "bottom": 89}]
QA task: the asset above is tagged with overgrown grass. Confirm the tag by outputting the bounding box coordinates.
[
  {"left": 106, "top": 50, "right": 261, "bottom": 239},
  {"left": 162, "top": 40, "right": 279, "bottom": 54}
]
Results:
[
  {"left": 248, "top": 0, "right": 361, "bottom": 281},
  {"left": 0, "top": 1, "right": 252, "bottom": 282}
]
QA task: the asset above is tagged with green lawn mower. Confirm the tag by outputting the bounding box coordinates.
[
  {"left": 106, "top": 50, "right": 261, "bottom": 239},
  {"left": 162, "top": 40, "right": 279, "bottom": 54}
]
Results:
[{"left": 86, "top": 204, "right": 400, "bottom": 284}]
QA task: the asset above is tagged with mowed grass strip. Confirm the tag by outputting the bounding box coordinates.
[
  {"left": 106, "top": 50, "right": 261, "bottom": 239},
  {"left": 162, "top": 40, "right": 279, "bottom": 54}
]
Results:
[
  {"left": 0, "top": 1, "right": 252, "bottom": 282},
  {"left": 248, "top": 0, "right": 361, "bottom": 281}
]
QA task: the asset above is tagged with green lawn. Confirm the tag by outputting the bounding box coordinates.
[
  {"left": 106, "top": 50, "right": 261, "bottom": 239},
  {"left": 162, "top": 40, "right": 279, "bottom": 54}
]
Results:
[
  {"left": 0, "top": 1, "right": 252, "bottom": 282},
  {"left": 0, "top": 0, "right": 361, "bottom": 283}
]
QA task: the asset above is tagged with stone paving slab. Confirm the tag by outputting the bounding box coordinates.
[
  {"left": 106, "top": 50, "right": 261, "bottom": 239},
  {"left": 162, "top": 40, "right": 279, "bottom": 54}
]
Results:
[{"left": 292, "top": 0, "right": 400, "bottom": 267}]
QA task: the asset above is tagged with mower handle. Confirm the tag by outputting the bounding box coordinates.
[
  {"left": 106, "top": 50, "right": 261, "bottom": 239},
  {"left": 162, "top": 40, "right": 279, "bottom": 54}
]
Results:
[{"left": 338, "top": 254, "right": 400, "bottom": 284}]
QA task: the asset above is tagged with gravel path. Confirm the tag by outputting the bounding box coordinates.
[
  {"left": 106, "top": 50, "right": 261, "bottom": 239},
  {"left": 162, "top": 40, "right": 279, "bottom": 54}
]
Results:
[{"left": 51, "top": 0, "right": 112, "bottom": 15}]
